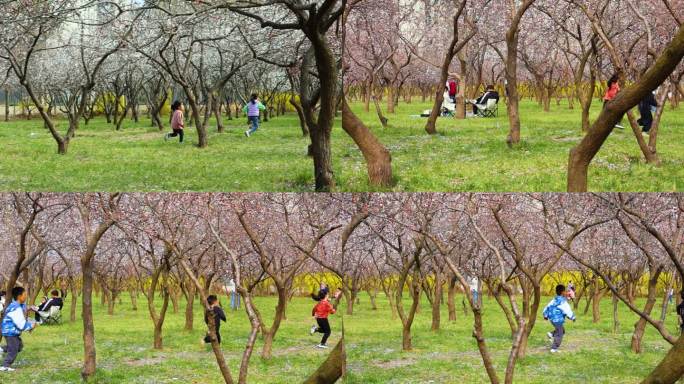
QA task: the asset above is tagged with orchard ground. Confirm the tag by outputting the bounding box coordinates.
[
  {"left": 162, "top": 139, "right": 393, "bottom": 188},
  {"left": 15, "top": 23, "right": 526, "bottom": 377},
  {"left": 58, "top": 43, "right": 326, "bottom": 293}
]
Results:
[
  {"left": 1, "top": 99, "right": 683, "bottom": 191},
  {"left": 7, "top": 293, "right": 674, "bottom": 383}
]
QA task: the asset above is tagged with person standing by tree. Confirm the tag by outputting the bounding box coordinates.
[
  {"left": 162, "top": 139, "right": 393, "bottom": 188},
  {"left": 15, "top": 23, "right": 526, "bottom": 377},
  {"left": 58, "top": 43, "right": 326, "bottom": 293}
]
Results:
[
  {"left": 603, "top": 73, "right": 624, "bottom": 129},
  {"left": 227, "top": 279, "right": 240, "bottom": 311},
  {"left": 567, "top": 281, "right": 576, "bottom": 302},
  {"left": 165, "top": 101, "right": 185, "bottom": 143},
  {"left": 637, "top": 90, "right": 658, "bottom": 134},
  {"left": 469, "top": 276, "right": 479, "bottom": 304},
  {"left": 543, "top": 284, "right": 576, "bottom": 353},
  {"left": 243, "top": 94, "right": 266, "bottom": 138},
  {"left": 203, "top": 295, "right": 227, "bottom": 345}
]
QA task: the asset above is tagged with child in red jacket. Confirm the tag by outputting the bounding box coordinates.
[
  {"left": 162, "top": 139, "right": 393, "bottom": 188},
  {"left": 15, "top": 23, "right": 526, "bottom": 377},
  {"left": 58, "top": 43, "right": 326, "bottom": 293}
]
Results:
[{"left": 309, "top": 289, "right": 340, "bottom": 348}]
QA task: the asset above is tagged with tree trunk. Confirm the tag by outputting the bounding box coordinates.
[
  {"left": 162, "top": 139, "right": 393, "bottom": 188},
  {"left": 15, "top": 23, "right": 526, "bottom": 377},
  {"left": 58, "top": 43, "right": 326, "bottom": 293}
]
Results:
[
  {"left": 185, "top": 292, "right": 195, "bottom": 331},
  {"left": 387, "top": 87, "right": 395, "bottom": 114},
  {"left": 613, "top": 293, "right": 620, "bottom": 334},
  {"left": 261, "top": 288, "right": 288, "bottom": 359},
  {"left": 130, "top": 289, "right": 138, "bottom": 311},
  {"left": 290, "top": 96, "right": 309, "bottom": 136},
  {"left": 341, "top": 98, "right": 393, "bottom": 187},
  {"left": 640, "top": 335, "right": 684, "bottom": 384},
  {"left": 81, "top": 262, "right": 97, "bottom": 381},
  {"left": 70, "top": 285, "right": 78, "bottom": 322},
  {"left": 447, "top": 277, "right": 457, "bottom": 321},
  {"left": 505, "top": 35, "right": 522, "bottom": 146},
  {"left": 3, "top": 87, "right": 8, "bottom": 122},
  {"left": 431, "top": 277, "right": 443, "bottom": 331},
  {"left": 303, "top": 332, "right": 346, "bottom": 384},
  {"left": 631, "top": 270, "right": 661, "bottom": 353},
  {"left": 372, "top": 95, "right": 388, "bottom": 128},
  {"left": 592, "top": 285, "right": 603, "bottom": 323}
]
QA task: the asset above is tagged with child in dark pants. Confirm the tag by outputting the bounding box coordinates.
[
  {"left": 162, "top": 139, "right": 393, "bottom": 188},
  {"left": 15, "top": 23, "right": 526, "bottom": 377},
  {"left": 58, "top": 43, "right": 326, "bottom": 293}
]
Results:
[
  {"left": 165, "top": 101, "right": 185, "bottom": 143},
  {"left": 309, "top": 289, "right": 339, "bottom": 349},
  {"left": 1, "top": 287, "right": 38, "bottom": 372},
  {"left": 543, "top": 284, "right": 576, "bottom": 353},
  {"left": 203, "top": 295, "right": 226, "bottom": 344}
]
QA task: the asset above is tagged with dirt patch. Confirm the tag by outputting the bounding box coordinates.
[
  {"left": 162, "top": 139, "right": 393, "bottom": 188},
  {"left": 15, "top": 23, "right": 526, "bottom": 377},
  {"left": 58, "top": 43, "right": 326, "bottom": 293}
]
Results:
[
  {"left": 372, "top": 357, "right": 417, "bottom": 369},
  {"left": 125, "top": 356, "right": 167, "bottom": 367}
]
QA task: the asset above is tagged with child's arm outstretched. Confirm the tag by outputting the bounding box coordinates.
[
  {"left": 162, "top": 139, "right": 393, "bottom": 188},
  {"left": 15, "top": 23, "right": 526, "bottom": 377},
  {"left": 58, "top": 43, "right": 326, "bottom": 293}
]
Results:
[{"left": 558, "top": 300, "right": 576, "bottom": 321}]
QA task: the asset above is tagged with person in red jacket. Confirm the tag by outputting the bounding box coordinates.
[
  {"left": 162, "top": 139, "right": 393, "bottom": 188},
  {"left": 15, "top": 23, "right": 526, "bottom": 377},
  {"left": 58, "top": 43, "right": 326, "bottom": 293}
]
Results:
[
  {"left": 309, "top": 289, "right": 340, "bottom": 349},
  {"left": 603, "top": 73, "right": 624, "bottom": 129}
]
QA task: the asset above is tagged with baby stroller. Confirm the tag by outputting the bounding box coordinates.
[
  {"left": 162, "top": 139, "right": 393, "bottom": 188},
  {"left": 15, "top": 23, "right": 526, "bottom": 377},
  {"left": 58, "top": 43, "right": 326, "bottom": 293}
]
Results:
[{"left": 441, "top": 90, "right": 456, "bottom": 117}]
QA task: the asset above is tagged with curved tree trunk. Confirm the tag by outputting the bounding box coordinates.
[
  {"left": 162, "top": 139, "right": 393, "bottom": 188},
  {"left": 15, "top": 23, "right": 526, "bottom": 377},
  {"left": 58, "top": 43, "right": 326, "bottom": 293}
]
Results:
[
  {"left": 303, "top": 329, "right": 345, "bottom": 384},
  {"left": 631, "top": 270, "right": 661, "bottom": 353},
  {"left": 341, "top": 98, "right": 393, "bottom": 187},
  {"left": 641, "top": 335, "right": 684, "bottom": 384}
]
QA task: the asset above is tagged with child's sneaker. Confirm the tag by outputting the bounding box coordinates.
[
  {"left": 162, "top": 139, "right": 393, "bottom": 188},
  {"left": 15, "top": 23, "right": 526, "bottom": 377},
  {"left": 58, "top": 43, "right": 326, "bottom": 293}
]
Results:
[
  {"left": 244, "top": 130, "right": 250, "bottom": 137},
  {"left": 550, "top": 349, "right": 558, "bottom": 353},
  {"left": 546, "top": 332, "right": 553, "bottom": 340},
  {"left": 315, "top": 344, "right": 328, "bottom": 349},
  {"left": 310, "top": 325, "right": 318, "bottom": 336},
  {"left": 0, "top": 366, "right": 15, "bottom": 372}
]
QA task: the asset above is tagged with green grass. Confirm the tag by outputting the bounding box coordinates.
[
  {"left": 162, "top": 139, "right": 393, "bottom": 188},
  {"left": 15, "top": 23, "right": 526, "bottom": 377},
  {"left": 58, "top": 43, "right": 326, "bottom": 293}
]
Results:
[
  {"left": 7, "top": 292, "right": 676, "bottom": 383},
  {"left": 1, "top": 100, "right": 683, "bottom": 191},
  {"left": 10, "top": 295, "right": 342, "bottom": 383},
  {"left": 347, "top": 100, "right": 684, "bottom": 191}
]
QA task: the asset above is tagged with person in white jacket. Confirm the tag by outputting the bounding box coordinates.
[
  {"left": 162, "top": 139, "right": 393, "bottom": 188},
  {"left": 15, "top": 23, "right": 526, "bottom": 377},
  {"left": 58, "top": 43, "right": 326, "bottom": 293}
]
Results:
[{"left": 469, "top": 277, "right": 479, "bottom": 304}]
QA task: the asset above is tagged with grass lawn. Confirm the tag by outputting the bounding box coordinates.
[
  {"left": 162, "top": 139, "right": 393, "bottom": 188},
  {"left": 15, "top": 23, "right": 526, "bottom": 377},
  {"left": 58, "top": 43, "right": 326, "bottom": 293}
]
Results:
[
  {"left": 6, "top": 292, "right": 675, "bottom": 383},
  {"left": 0, "top": 100, "right": 683, "bottom": 191}
]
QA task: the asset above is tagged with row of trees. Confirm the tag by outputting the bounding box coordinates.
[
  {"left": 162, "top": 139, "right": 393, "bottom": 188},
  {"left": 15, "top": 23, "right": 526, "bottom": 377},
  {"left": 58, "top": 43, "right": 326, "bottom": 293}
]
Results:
[
  {"left": 2, "top": 192, "right": 684, "bottom": 383},
  {"left": 342, "top": 0, "right": 684, "bottom": 191},
  {"left": 0, "top": 0, "right": 347, "bottom": 191}
]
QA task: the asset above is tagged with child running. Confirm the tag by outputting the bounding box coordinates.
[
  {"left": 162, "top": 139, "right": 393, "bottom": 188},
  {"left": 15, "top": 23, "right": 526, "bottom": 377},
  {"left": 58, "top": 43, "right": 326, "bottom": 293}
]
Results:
[
  {"left": 309, "top": 289, "right": 340, "bottom": 349},
  {"left": 543, "top": 284, "right": 576, "bottom": 353},
  {"left": 243, "top": 94, "right": 266, "bottom": 137},
  {"left": 1, "top": 287, "right": 38, "bottom": 372},
  {"left": 165, "top": 101, "right": 185, "bottom": 143},
  {"left": 203, "top": 295, "right": 227, "bottom": 345}
]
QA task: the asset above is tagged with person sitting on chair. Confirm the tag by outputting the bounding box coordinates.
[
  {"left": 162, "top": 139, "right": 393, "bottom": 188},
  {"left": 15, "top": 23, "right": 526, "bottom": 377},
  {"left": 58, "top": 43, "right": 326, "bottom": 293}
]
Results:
[
  {"left": 34, "top": 290, "right": 63, "bottom": 324},
  {"left": 472, "top": 85, "right": 499, "bottom": 115}
]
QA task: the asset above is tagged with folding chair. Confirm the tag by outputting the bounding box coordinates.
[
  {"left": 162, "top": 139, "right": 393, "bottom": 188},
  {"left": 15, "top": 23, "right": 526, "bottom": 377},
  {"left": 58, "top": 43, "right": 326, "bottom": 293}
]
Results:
[
  {"left": 41, "top": 306, "right": 62, "bottom": 325},
  {"left": 476, "top": 99, "right": 499, "bottom": 118}
]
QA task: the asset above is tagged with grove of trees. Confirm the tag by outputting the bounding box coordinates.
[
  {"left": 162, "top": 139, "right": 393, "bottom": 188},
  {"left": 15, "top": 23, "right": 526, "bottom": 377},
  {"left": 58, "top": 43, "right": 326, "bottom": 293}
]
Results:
[
  {"left": 343, "top": 0, "right": 684, "bottom": 191},
  {"left": 0, "top": 0, "right": 352, "bottom": 191},
  {"left": 2, "top": 192, "right": 684, "bottom": 383}
]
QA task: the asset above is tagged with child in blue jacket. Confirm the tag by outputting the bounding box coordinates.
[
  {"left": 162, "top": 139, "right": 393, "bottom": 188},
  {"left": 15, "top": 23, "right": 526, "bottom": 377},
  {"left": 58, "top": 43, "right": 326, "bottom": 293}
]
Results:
[
  {"left": 1, "top": 287, "right": 38, "bottom": 372},
  {"left": 543, "top": 284, "right": 576, "bottom": 353}
]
